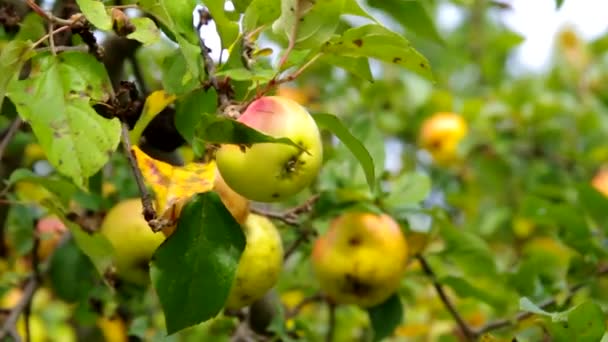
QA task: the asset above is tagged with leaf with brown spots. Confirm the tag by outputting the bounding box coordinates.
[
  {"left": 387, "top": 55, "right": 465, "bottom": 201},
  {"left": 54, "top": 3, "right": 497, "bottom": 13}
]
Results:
[
  {"left": 132, "top": 146, "right": 216, "bottom": 225},
  {"left": 321, "top": 24, "right": 434, "bottom": 81}
]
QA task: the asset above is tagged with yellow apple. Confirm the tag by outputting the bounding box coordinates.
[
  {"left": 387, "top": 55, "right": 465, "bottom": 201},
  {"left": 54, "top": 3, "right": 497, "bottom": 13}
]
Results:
[
  {"left": 97, "top": 315, "right": 128, "bottom": 342},
  {"left": 35, "top": 215, "right": 67, "bottom": 262},
  {"left": 215, "top": 96, "right": 323, "bottom": 202},
  {"left": 311, "top": 212, "right": 409, "bottom": 308},
  {"left": 225, "top": 214, "right": 283, "bottom": 310},
  {"left": 592, "top": 168, "right": 608, "bottom": 197},
  {"left": 99, "top": 199, "right": 166, "bottom": 286},
  {"left": 419, "top": 112, "right": 468, "bottom": 165}
]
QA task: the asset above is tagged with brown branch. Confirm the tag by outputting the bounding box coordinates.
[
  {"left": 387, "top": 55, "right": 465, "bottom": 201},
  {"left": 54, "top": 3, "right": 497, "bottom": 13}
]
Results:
[
  {"left": 474, "top": 265, "right": 608, "bottom": 336},
  {"left": 251, "top": 194, "right": 320, "bottom": 226},
  {"left": 0, "top": 118, "right": 22, "bottom": 162},
  {"left": 0, "top": 233, "right": 71, "bottom": 340},
  {"left": 416, "top": 254, "right": 475, "bottom": 340},
  {"left": 25, "top": 0, "right": 77, "bottom": 26},
  {"left": 120, "top": 122, "right": 157, "bottom": 230},
  {"left": 284, "top": 226, "right": 316, "bottom": 261},
  {"left": 34, "top": 45, "right": 88, "bottom": 53},
  {"left": 197, "top": 8, "right": 231, "bottom": 111}
]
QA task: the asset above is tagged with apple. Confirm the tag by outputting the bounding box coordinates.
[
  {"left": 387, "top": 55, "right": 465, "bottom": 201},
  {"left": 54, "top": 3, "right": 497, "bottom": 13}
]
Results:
[
  {"left": 225, "top": 214, "right": 283, "bottom": 310},
  {"left": 161, "top": 167, "right": 250, "bottom": 237},
  {"left": 311, "top": 211, "right": 409, "bottom": 308},
  {"left": 215, "top": 96, "right": 323, "bottom": 202},
  {"left": 99, "top": 198, "right": 165, "bottom": 286},
  {"left": 97, "top": 315, "right": 128, "bottom": 342},
  {"left": 419, "top": 112, "right": 468, "bottom": 165},
  {"left": 35, "top": 215, "right": 68, "bottom": 262},
  {"left": 592, "top": 167, "right": 608, "bottom": 197}
]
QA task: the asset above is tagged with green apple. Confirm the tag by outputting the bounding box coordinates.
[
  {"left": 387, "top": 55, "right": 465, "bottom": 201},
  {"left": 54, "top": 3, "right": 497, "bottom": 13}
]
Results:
[
  {"left": 225, "top": 214, "right": 283, "bottom": 310},
  {"left": 215, "top": 96, "right": 323, "bottom": 202},
  {"left": 99, "top": 198, "right": 165, "bottom": 286},
  {"left": 311, "top": 212, "right": 409, "bottom": 308}
]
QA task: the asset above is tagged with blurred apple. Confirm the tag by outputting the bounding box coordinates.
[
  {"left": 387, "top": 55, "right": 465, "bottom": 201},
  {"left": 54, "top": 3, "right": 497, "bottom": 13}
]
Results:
[
  {"left": 592, "top": 167, "right": 608, "bottom": 197},
  {"left": 419, "top": 112, "right": 468, "bottom": 166},
  {"left": 35, "top": 215, "right": 67, "bottom": 262},
  {"left": 225, "top": 214, "right": 283, "bottom": 309},
  {"left": 312, "top": 212, "right": 409, "bottom": 308}
]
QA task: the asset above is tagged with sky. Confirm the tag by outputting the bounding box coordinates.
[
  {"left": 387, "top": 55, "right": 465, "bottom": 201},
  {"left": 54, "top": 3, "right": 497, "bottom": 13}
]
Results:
[{"left": 439, "top": 0, "right": 608, "bottom": 73}]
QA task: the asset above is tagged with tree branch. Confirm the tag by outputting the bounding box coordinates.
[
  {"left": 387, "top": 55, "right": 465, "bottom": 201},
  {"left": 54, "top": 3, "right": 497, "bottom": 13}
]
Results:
[
  {"left": 284, "top": 226, "right": 316, "bottom": 261},
  {"left": 474, "top": 265, "right": 608, "bottom": 336},
  {"left": 0, "top": 118, "right": 22, "bottom": 162},
  {"left": 326, "top": 302, "right": 336, "bottom": 342},
  {"left": 25, "top": 0, "right": 77, "bottom": 26},
  {"left": 251, "top": 194, "right": 320, "bottom": 226},
  {"left": 416, "top": 254, "right": 475, "bottom": 340},
  {"left": 196, "top": 8, "right": 231, "bottom": 111},
  {"left": 120, "top": 122, "right": 158, "bottom": 230}
]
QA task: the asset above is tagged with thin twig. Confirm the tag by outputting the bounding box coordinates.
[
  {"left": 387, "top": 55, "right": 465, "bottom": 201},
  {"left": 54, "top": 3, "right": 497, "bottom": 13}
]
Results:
[
  {"left": 416, "top": 254, "right": 475, "bottom": 340},
  {"left": 0, "top": 277, "right": 37, "bottom": 341},
  {"left": 0, "top": 234, "right": 71, "bottom": 341},
  {"left": 286, "top": 293, "right": 324, "bottom": 319},
  {"left": 251, "top": 194, "right": 320, "bottom": 226},
  {"left": 197, "top": 8, "right": 231, "bottom": 110},
  {"left": 326, "top": 302, "right": 336, "bottom": 342},
  {"left": 34, "top": 45, "right": 88, "bottom": 53},
  {"left": 32, "top": 25, "right": 72, "bottom": 49},
  {"left": 474, "top": 265, "right": 608, "bottom": 336},
  {"left": 284, "top": 227, "right": 316, "bottom": 261},
  {"left": 0, "top": 118, "right": 22, "bottom": 162},
  {"left": 25, "top": 0, "right": 78, "bottom": 26},
  {"left": 276, "top": 4, "right": 301, "bottom": 73},
  {"left": 120, "top": 122, "right": 157, "bottom": 228},
  {"left": 48, "top": 22, "right": 56, "bottom": 55}
]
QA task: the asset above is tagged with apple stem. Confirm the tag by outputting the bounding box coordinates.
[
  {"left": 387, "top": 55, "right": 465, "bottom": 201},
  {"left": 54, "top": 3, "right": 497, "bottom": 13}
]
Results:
[{"left": 326, "top": 302, "right": 337, "bottom": 342}]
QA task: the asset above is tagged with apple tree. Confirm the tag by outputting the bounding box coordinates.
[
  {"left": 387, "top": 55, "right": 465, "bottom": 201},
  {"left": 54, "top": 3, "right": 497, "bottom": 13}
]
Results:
[{"left": 1, "top": 0, "right": 607, "bottom": 341}]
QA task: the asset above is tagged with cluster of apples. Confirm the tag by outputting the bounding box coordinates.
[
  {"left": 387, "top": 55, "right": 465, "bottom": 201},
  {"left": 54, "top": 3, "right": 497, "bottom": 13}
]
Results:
[{"left": 96, "top": 95, "right": 414, "bottom": 315}]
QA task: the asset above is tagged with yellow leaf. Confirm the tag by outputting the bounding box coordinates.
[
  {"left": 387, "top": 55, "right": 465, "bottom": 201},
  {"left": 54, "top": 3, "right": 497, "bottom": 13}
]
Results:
[
  {"left": 131, "top": 146, "right": 216, "bottom": 224},
  {"left": 130, "top": 90, "right": 177, "bottom": 144}
]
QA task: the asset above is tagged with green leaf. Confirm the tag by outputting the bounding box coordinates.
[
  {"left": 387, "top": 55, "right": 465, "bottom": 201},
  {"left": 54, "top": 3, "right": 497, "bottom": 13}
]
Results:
[
  {"left": 0, "top": 40, "right": 34, "bottom": 110},
  {"left": 384, "top": 172, "right": 431, "bottom": 207},
  {"left": 139, "top": 0, "right": 203, "bottom": 79},
  {"left": 367, "top": 294, "right": 403, "bottom": 342},
  {"left": 440, "top": 225, "right": 497, "bottom": 277},
  {"left": 75, "top": 0, "right": 112, "bottom": 31},
  {"left": 49, "top": 238, "right": 99, "bottom": 302},
  {"left": 15, "top": 13, "right": 46, "bottom": 42},
  {"left": 195, "top": 114, "right": 304, "bottom": 150},
  {"left": 441, "top": 276, "right": 511, "bottom": 309},
  {"left": 7, "top": 169, "right": 78, "bottom": 207},
  {"left": 321, "top": 24, "right": 433, "bottom": 80},
  {"left": 36, "top": 197, "right": 114, "bottom": 278},
  {"left": 343, "top": 0, "right": 376, "bottom": 20},
  {"left": 127, "top": 17, "right": 161, "bottom": 46},
  {"left": 242, "top": 0, "right": 281, "bottom": 32},
  {"left": 161, "top": 51, "right": 199, "bottom": 95},
  {"left": 367, "top": 0, "right": 444, "bottom": 44},
  {"left": 556, "top": 0, "right": 565, "bottom": 9},
  {"left": 151, "top": 192, "right": 246, "bottom": 334},
  {"left": 202, "top": 0, "right": 240, "bottom": 48},
  {"left": 321, "top": 54, "right": 373, "bottom": 82},
  {"left": 214, "top": 67, "right": 275, "bottom": 82},
  {"left": 577, "top": 183, "right": 608, "bottom": 230},
  {"left": 7, "top": 52, "right": 120, "bottom": 187},
  {"left": 272, "top": 0, "right": 345, "bottom": 49},
  {"left": 313, "top": 113, "right": 376, "bottom": 192},
  {"left": 551, "top": 301, "right": 605, "bottom": 342},
  {"left": 519, "top": 297, "right": 551, "bottom": 316},
  {"left": 175, "top": 88, "right": 218, "bottom": 143}
]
